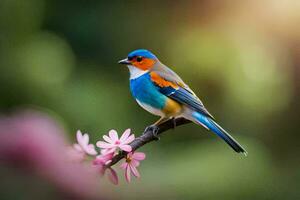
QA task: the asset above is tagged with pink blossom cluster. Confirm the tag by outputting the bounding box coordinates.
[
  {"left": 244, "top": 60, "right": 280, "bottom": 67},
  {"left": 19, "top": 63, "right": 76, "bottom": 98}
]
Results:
[{"left": 72, "top": 129, "right": 145, "bottom": 185}]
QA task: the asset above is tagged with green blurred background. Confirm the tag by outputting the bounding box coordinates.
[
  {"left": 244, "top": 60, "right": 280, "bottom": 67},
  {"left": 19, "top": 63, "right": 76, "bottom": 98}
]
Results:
[{"left": 0, "top": 0, "right": 299, "bottom": 199}]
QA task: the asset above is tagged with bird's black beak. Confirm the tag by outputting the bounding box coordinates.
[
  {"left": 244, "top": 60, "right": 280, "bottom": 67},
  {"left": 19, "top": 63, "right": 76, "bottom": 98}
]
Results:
[{"left": 118, "top": 58, "right": 131, "bottom": 65}]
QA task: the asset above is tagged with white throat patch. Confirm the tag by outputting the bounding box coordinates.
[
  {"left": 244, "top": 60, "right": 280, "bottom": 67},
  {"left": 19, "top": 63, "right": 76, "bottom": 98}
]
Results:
[{"left": 127, "top": 65, "right": 148, "bottom": 79}]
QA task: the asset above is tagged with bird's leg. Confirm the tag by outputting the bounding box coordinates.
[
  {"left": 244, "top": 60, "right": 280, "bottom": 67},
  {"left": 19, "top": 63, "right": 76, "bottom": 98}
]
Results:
[
  {"left": 172, "top": 117, "right": 177, "bottom": 129},
  {"left": 144, "top": 117, "right": 168, "bottom": 140}
]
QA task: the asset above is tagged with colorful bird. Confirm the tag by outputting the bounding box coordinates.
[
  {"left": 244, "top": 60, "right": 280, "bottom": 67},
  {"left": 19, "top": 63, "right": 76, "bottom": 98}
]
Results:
[{"left": 118, "top": 49, "right": 247, "bottom": 155}]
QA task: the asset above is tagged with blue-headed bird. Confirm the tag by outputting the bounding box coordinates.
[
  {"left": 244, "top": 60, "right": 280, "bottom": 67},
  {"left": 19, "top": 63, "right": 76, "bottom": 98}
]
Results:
[{"left": 118, "top": 49, "right": 247, "bottom": 154}]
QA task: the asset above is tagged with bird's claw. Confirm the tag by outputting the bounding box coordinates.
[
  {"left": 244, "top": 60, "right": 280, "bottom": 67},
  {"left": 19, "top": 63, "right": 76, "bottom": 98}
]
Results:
[{"left": 144, "top": 125, "right": 160, "bottom": 140}]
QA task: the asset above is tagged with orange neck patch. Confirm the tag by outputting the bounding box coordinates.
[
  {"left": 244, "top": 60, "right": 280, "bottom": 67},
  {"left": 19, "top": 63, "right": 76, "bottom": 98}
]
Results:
[{"left": 132, "top": 58, "right": 156, "bottom": 70}]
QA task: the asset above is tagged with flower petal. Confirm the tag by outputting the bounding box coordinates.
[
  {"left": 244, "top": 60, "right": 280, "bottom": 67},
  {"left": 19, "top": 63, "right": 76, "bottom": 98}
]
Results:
[
  {"left": 96, "top": 141, "right": 114, "bottom": 149},
  {"left": 130, "top": 159, "right": 140, "bottom": 167},
  {"left": 93, "top": 152, "right": 113, "bottom": 168},
  {"left": 82, "top": 133, "right": 89, "bottom": 145},
  {"left": 119, "top": 128, "right": 131, "bottom": 142},
  {"left": 120, "top": 162, "right": 128, "bottom": 169},
  {"left": 73, "top": 144, "right": 83, "bottom": 152},
  {"left": 101, "top": 148, "right": 115, "bottom": 155},
  {"left": 93, "top": 157, "right": 104, "bottom": 165},
  {"left": 76, "top": 130, "right": 83, "bottom": 143},
  {"left": 125, "top": 165, "right": 131, "bottom": 183},
  {"left": 101, "top": 152, "right": 114, "bottom": 162},
  {"left": 103, "top": 135, "right": 113, "bottom": 143},
  {"left": 108, "top": 129, "right": 118, "bottom": 142},
  {"left": 130, "top": 164, "right": 140, "bottom": 178},
  {"left": 132, "top": 152, "right": 146, "bottom": 161},
  {"left": 119, "top": 144, "right": 132, "bottom": 152},
  {"left": 123, "top": 134, "right": 135, "bottom": 144},
  {"left": 85, "top": 144, "right": 97, "bottom": 155},
  {"left": 107, "top": 168, "right": 119, "bottom": 185},
  {"left": 97, "top": 165, "right": 106, "bottom": 176}
]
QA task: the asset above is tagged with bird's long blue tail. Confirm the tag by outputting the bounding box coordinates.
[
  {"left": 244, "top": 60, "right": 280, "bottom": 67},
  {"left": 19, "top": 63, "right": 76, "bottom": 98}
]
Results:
[{"left": 192, "top": 112, "right": 247, "bottom": 155}]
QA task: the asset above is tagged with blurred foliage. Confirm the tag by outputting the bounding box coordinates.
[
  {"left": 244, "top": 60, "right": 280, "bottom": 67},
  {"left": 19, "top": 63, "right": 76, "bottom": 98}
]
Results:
[{"left": 0, "top": 0, "right": 300, "bottom": 199}]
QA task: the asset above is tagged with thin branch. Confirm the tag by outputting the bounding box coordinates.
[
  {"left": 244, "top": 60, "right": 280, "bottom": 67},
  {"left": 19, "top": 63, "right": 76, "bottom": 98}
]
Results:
[{"left": 105, "top": 117, "right": 191, "bottom": 168}]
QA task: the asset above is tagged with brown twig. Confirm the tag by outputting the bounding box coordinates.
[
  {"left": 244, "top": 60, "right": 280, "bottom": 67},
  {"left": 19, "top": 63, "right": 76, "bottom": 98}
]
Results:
[{"left": 105, "top": 117, "right": 191, "bottom": 168}]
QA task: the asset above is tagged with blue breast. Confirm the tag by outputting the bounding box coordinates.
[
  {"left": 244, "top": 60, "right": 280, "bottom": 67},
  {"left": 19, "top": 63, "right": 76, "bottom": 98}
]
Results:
[{"left": 130, "top": 73, "right": 167, "bottom": 109}]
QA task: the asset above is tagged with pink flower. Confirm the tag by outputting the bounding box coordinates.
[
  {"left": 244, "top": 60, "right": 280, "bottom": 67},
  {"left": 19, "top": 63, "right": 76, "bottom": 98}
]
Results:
[
  {"left": 120, "top": 152, "right": 146, "bottom": 183},
  {"left": 93, "top": 153, "right": 118, "bottom": 185},
  {"left": 93, "top": 152, "right": 114, "bottom": 169},
  {"left": 106, "top": 168, "right": 118, "bottom": 185},
  {"left": 96, "top": 129, "right": 134, "bottom": 153},
  {"left": 0, "top": 110, "right": 102, "bottom": 199},
  {"left": 73, "top": 130, "right": 97, "bottom": 156},
  {"left": 100, "top": 148, "right": 115, "bottom": 155}
]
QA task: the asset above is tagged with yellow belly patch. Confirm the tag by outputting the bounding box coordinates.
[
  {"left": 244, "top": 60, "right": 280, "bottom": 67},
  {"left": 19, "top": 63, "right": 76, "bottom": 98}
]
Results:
[{"left": 162, "top": 98, "right": 182, "bottom": 116}]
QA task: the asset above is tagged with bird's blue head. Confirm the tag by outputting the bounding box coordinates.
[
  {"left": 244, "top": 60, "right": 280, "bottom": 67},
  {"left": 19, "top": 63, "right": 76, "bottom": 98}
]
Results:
[{"left": 118, "top": 49, "right": 158, "bottom": 70}]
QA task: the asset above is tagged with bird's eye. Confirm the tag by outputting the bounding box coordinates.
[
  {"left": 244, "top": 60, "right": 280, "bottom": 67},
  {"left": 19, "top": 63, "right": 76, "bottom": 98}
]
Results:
[{"left": 136, "top": 56, "right": 143, "bottom": 62}]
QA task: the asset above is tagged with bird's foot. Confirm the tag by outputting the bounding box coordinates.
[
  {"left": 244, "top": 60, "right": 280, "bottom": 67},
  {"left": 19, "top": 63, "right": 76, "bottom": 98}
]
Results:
[{"left": 144, "top": 125, "right": 160, "bottom": 140}]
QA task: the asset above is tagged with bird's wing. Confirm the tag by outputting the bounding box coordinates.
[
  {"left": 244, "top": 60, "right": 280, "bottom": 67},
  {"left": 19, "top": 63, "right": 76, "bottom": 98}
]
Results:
[
  {"left": 152, "top": 63, "right": 191, "bottom": 91},
  {"left": 150, "top": 65, "right": 214, "bottom": 119}
]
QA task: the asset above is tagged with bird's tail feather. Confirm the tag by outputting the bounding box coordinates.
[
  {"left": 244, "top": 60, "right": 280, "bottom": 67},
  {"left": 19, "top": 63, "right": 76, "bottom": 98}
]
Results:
[{"left": 191, "top": 111, "right": 247, "bottom": 155}]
